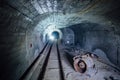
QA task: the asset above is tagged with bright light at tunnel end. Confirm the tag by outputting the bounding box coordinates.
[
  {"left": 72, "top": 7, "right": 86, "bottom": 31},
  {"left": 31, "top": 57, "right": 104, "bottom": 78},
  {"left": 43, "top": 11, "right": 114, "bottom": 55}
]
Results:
[
  {"left": 48, "top": 29, "right": 62, "bottom": 41},
  {"left": 49, "top": 35, "right": 55, "bottom": 41},
  {"left": 43, "top": 24, "right": 63, "bottom": 42}
]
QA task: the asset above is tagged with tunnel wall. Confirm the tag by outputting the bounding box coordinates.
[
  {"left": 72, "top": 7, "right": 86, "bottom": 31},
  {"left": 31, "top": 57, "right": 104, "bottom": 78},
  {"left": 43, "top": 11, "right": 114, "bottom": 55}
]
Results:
[
  {"left": 0, "top": 5, "right": 43, "bottom": 80},
  {"left": 83, "top": 30, "right": 120, "bottom": 66},
  {"left": 70, "top": 23, "right": 120, "bottom": 67},
  {"left": 62, "top": 28, "right": 75, "bottom": 46}
]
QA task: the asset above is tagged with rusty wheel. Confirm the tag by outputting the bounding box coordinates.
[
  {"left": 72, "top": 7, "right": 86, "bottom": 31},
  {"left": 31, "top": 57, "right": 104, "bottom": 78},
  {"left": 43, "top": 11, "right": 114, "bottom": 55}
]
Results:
[{"left": 74, "top": 59, "right": 87, "bottom": 73}]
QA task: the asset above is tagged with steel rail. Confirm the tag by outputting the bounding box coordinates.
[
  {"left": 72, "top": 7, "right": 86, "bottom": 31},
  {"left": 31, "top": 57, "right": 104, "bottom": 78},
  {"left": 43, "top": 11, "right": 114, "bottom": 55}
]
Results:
[
  {"left": 37, "top": 43, "right": 53, "bottom": 80},
  {"left": 19, "top": 41, "right": 49, "bottom": 80},
  {"left": 56, "top": 42, "right": 65, "bottom": 80}
]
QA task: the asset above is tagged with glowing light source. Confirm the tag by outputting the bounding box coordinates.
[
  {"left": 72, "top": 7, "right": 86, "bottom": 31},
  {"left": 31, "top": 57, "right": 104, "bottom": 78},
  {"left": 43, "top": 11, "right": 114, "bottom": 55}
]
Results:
[
  {"left": 48, "top": 30, "right": 61, "bottom": 41},
  {"left": 43, "top": 24, "right": 62, "bottom": 42},
  {"left": 51, "top": 31, "right": 60, "bottom": 39},
  {"left": 67, "top": 41, "right": 70, "bottom": 44},
  {"left": 49, "top": 35, "right": 55, "bottom": 41}
]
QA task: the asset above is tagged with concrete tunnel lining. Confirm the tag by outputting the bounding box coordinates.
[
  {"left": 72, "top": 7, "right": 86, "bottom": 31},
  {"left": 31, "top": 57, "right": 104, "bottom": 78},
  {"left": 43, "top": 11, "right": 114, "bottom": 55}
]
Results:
[{"left": 0, "top": 0, "right": 120, "bottom": 80}]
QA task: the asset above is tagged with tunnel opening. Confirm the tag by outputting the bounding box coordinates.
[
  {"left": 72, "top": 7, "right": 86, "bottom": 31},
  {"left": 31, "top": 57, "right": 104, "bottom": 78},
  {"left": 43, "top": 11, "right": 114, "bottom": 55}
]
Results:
[
  {"left": 47, "top": 29, "right": 62, "bottom": 41},
  {"left": 61, "top": 28, "right": 75, "bottom": 47},
  {"left": 51, "top": 31, "right": 60, "bottom": 39},
  {"left": 61, "top": 22, "right": 120, "bottom": 69}
]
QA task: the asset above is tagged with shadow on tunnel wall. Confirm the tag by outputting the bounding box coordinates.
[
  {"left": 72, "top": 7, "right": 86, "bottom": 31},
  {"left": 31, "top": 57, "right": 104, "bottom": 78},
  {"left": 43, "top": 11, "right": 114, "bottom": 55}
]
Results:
[
  {"left": 63, "top": 51, "right": 75, "bottom": 69},
  {"left": 63, "top": 22, "right": 120, "bottom": 68},
  {"left": 0, "top": 2, "right": 45, "bottom": 80}
]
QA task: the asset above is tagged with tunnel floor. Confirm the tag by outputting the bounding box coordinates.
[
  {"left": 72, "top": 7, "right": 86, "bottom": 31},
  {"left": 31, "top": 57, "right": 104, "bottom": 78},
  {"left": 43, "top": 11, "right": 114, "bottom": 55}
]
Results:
[{"left": 21, "top": 42, "right": 120, "bottom": 80}]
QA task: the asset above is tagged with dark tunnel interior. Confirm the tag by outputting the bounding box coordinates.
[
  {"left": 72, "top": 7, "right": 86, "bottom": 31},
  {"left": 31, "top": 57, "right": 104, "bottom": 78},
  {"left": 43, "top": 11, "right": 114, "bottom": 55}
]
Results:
[
  {"left": 51, "top": 31, "right": 60, "bottom": 39},
  {"left": 0, "top": 0, "right": 120, "bottom": 80}
]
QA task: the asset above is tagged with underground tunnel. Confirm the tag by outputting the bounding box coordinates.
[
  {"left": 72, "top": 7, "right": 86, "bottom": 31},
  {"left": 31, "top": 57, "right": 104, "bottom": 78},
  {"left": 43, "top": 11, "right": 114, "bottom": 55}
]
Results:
[{"left": 0, "top": 0, "right": 120, "bottom": 80}]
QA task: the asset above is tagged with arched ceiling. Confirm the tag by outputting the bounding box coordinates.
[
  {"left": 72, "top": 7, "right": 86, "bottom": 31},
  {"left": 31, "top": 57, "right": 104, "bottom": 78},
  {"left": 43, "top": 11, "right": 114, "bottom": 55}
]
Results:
[{"left": 2, "top": 0, "right": 120, "bottom": 33}]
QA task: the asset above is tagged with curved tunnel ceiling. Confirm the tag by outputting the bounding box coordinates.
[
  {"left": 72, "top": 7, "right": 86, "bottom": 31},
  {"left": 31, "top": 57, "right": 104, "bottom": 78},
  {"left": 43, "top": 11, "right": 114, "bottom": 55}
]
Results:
[
  {"left": 1, "top": 0, "right": 120, "bottom": 80},
  {"left": 2, "top": 0, "right": 120, "bottom": 34}
]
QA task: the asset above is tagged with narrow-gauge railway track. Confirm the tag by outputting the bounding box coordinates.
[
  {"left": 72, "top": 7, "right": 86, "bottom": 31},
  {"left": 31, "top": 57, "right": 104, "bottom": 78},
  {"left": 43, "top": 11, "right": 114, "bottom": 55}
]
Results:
[
  {"left": 19, "top": 41, "right": 65, "bottom": 80},
  {"left": 38, "top": 44, "right": 53, "bottom": 80},
  {"left": 19, "top": 41, "right": 49, "bottom": 80},
  {"left": 56, "top": 43, "right": 65, "bottom": 80}
]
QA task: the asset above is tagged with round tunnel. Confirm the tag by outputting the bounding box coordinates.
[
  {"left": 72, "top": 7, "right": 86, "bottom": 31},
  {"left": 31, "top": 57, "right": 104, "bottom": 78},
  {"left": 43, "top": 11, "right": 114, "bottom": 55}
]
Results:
[
  {"left": 51, "top": 31, "right": 60, "bottom": 39},
  {"left": 0, "top": 0, "right": 120, "bottom": 80}
]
